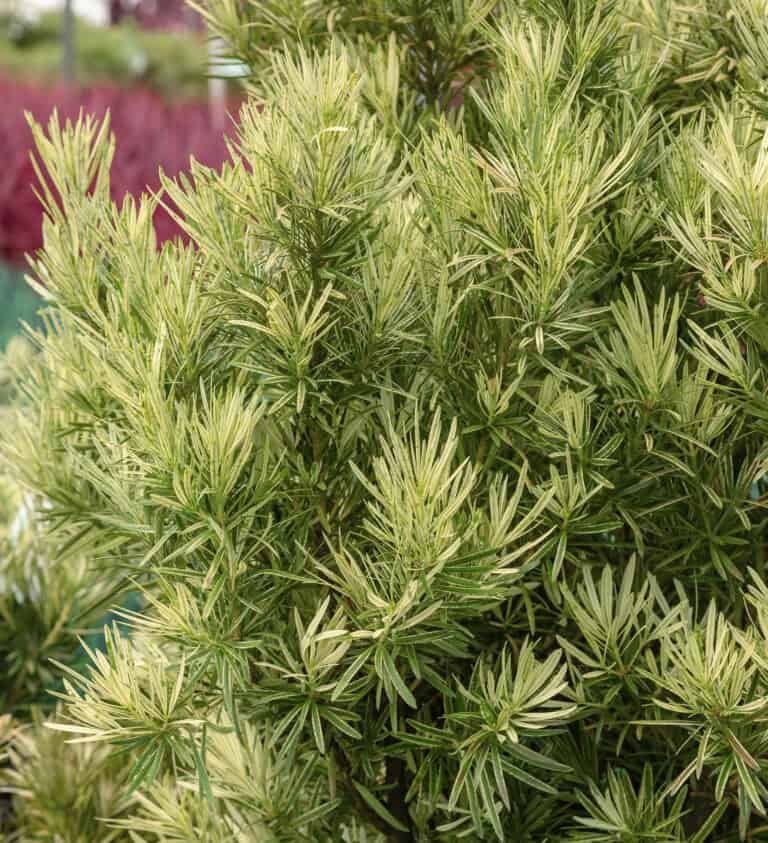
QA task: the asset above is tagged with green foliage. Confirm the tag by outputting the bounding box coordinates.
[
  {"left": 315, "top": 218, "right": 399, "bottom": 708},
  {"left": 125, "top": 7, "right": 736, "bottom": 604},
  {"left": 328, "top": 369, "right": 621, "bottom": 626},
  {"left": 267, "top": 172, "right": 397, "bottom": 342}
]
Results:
[
  {"left": 0, "top": 13, "right": 211, "bottom": 96},
  {"left": 0, "top": 457, "right": 118, "bottom": 715},
  {"left": 4, "top": 0, "right": 768, "bottom": 840},
  {"left": 193, "top": 0, "right": 496, "bottom": 117},
  {"left": 0, "top": 340, "right": 130, "bottom": 836},
  {"left": 1, "top": 712, "right": 133, "bottom": 843}
]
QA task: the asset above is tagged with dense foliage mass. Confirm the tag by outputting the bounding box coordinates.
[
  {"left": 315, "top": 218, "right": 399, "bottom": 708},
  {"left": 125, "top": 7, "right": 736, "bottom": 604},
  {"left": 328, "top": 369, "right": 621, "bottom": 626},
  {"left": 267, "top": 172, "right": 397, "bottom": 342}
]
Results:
[
  {"left": 0, "top": 336, "right": 132, "bottom": 839},
  {"left": 3, "top": 0, "right": 768, "bottom": 840}
]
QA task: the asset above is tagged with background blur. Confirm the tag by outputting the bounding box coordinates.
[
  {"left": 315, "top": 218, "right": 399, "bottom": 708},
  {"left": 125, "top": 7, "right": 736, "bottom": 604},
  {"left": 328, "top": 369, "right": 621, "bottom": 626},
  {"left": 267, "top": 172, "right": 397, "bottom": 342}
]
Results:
[{"left": 0, "top": 0, "right": 242, "bottom": 348}]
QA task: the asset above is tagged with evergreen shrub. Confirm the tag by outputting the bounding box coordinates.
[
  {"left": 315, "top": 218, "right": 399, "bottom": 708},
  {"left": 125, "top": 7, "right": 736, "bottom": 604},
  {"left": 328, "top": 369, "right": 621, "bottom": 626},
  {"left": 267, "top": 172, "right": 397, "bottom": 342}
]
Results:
[{"left": 4, "top": 1, "right": 768, "bottom": 840}]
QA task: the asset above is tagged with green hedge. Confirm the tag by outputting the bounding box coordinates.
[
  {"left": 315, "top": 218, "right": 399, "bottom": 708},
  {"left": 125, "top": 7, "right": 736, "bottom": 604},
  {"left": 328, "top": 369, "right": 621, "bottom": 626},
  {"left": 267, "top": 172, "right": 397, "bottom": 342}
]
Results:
[{"left": 0, "top": 13, "right": 213, "bottom": 97}]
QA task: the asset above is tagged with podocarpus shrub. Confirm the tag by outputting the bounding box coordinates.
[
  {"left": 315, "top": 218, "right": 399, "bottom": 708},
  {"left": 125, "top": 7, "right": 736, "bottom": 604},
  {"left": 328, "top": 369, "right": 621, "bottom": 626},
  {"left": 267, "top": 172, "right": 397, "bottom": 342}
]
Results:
[
  {"left": 4, "top": 0, "right": 768, "bottom": 840},
  {"left": 0, "top": 338, "right": 134, "bottom": 839},
  {"left": 0, "top": 338, "right": 117, "bottom": 718}
]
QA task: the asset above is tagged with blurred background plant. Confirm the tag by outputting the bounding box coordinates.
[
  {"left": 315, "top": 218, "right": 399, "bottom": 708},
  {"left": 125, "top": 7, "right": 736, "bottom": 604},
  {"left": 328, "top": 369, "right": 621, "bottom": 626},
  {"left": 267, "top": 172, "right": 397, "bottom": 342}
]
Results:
[
  {"left": 0, "top": 76, "right": 236, "bottom": 270},
  {"left": 0, "top": 12, "right": 207, "bottom": 95}
]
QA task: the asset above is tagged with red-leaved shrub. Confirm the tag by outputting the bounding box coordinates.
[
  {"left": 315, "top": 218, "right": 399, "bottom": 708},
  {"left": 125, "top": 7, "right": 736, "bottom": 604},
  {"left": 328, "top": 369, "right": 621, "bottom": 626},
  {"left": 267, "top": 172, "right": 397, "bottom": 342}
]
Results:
[
  {"left": 113, "top": 0, "right": 202, "bottom": 32},
  {"left": 0, "top": 76, "right": 237, "bottom": 265}
]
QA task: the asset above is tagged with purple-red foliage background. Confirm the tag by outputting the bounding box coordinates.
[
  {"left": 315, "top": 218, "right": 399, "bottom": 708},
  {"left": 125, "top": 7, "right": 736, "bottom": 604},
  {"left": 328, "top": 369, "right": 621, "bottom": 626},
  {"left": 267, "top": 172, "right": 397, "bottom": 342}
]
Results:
[
  {"left": 0, "top": 75, "right": 237, "bottom": 265},
  {"left": 111, "top": 0, "right": 202, "bottom": 31}
]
